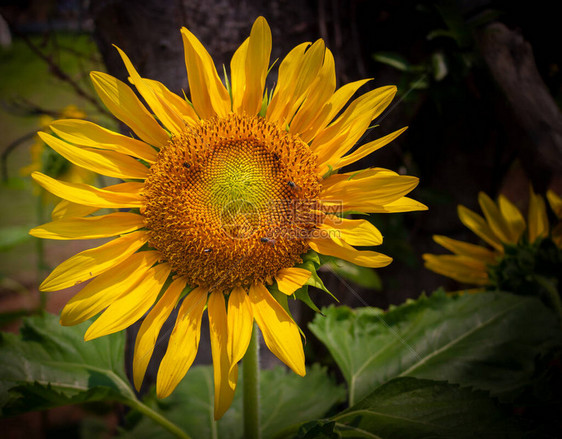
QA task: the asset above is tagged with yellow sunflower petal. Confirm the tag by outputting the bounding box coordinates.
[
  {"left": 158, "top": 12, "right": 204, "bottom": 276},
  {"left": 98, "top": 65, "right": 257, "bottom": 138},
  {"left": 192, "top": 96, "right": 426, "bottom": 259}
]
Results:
[
  {"left": 457, "top": 205, "right": 503, "bottom": 252},
  {"left": 51, "top": 200, "right": 98, "bottom": 220},
  {"left": 40, "top": 230, "right": 148, "bottom": 291},
  {"left": 134, "top": 276, "right": 187, "bottom": 390},
  {"left": 423, "top": 254, "right": 489, "bottom": 286},
  {"left": 320, "top": 215, "right": 383, "bottom": 246},
  {"left": 60, "top": 251, "right": 160, "bottom": 326},
  {"left": 528, "top": 188, "right": 549, "bottom": 243},
  {"left": 433, "top": 235, "right": 497, "bottom": 264},
  {"left": 477, "top": 192, "right": 513, "bottom": 244},
  {"left": 547, "top": 190, "right": 562, "bottom": 219},
  {"left": 50, "top": 119, "right": 157, "bottom": 163},
  {"left": 116, "top": 46, "right": 188, "bottom": 135},
  {"left": 232, "top": 17, "right": 272, "bottom": 115},
  {"left": 310, "top": 237, "right": 392, "bottom": 268},
  {"left": 181, "top": 27, "right": 231, "bottom": 119},
  {"left": 267, "top": 40, "right": 325, "bottom": 126},
  {"left": 334, "top": 127, "right": 408, "bottom": 169},
  {"left": 230, "top": 38, "right": 249, "bottom": 112},
  {"left": 275, "top": 267, "right": 312, "bottom": 295},
  {"left": 38, "top": 132, "right": 148, "bottom": 180},
  {"left": 314, "top": 86, "right": 397, "bottom": 167},
  {"left": 227, "top": 287, "right": 253, "bottom": 366},
  {"left": 366, "top": 196, "right": 429, "bottom": 213},
  {"left": 143, "top": 78, "right": 199, "bottom": 125},
  {"left": 315, "top": 111, "right": 374, "bottom": 170},
  {"left": 312, "top": 86, "right": 396, "bottom": 149},
  {"left": 498, "top": 195, "right": 526, "bottom": 243},
  {"left": 322, "top": 172, "right": 419, "bottom": 210},
  {"left": 90, "top": 71, "right": 169, "bottom": 147},
  {"left": 155, "top": 286, "right": 208, "bottom": 397},
  {"left": 249, "top": 283, "right": 305, "bottom": 376},
  {"left": 208, "top": 290, "right": 238, "bottom": 420},
  {"left": 84, "top": 263, "right": 171, "bottom": 341},
  {"left": 32, "top": 172, "right": 143, "bottom": 209},
  {"left": 290, "top": 48, "right": 336, "bottom": 136},
  {"left": 298, "top": 78, "right": 371, "bottom": 143},
  {"left": 30, "top": 212, "right": 145, "bottom": 240}
]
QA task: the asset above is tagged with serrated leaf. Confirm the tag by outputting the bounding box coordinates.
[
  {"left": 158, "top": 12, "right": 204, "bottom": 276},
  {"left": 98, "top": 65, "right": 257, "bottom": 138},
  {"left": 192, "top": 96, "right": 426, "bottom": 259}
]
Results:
[
  {"left": 309, "top": 291, "right": 561, "bottom": 405},
  {"left": 0, "top": 312, "right": 136, "bottom": 417},
  {"left": 122, "top": 364, "right": 346, "bottom": 439},
  {"left": 328, "top": 377, "right": 523, "bottom": 439}
]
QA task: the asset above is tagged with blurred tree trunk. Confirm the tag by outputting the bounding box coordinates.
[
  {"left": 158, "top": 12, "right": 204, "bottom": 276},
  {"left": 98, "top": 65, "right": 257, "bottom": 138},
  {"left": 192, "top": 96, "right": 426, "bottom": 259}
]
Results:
[
  {"left": 478, "top": 22, "right": 562, "bottom": 191},
  {"left": 89, "top": 0, "right": 324, "bottom": 94}
]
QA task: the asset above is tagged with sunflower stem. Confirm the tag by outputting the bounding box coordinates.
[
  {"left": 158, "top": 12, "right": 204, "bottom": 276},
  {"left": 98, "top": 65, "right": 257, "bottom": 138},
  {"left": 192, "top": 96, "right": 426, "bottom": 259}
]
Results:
[
  {"left": 243, "top": 323, "right": 261, "bottom": 439},
  {"left": 128, "top": 398, "right": 190, "bottom": 439}
]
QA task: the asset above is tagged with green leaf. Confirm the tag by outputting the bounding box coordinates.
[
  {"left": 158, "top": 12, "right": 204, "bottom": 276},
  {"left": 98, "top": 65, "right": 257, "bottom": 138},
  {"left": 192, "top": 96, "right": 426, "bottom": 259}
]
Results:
[
  {"left": 309, "top": 291, "right": 561, "bottom": 405},
  {"left": 327, "top": 377, "right": 523, "bottom": 438},
  {"left": 0, "top": 312, "right": 135, "bottom": 417},
  {"left": 123, "top": 364, "right": 346, "bottom": 439}
]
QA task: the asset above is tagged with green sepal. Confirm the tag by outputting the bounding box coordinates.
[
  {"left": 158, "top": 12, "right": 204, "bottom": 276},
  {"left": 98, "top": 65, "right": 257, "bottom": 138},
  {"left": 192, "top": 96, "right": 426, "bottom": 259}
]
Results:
[
  {"left": 301, "top": 249, "right": 321, "bottom": 267},
  {"left": 294, "top": 285, "right": 323, "bottom": 315}
]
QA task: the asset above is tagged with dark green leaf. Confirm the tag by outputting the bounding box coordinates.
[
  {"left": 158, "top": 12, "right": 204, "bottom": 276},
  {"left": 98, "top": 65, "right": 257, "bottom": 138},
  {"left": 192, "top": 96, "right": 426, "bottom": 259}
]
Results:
[
  {"left": 329, "top": 377, "right": 523, "bottom": 438},
  {"left": 309, "top": 291, "right": 561, "bottom": 405},
  {"left": 295, "top": 420, "right": 339, "bottom": 439},
  {"left": 0, "top": 312, "right": 135, "bottom": 417},
  {"left": 123, "top": 364, "right": 345, "bottom": 439}
]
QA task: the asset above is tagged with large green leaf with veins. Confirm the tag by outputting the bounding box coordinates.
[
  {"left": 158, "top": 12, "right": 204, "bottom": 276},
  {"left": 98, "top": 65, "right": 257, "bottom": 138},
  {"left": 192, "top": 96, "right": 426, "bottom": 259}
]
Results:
[
  {"left": 122, "top": 364, "right": 345, "bottom": 439},
  {"left": 309, "top": 290, "right": 561, "bottom": 405},
  {"left": 0, "top": 312, "right": 135, "bottom": 416},
  {"left": 297, "top": 377, "right": 524, "bottom": 439}
]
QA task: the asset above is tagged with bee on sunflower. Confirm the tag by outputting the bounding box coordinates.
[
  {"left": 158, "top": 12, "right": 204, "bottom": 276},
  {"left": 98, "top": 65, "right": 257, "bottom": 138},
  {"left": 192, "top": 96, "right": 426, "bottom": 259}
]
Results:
[{"left": 30, "top": 17, "right": 426, "bottom": 418}]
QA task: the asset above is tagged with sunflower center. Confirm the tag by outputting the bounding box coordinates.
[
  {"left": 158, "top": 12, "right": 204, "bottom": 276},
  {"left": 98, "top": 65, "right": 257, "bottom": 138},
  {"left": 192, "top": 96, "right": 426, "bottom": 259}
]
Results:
[{"left": 143, "top": 114, "right": 322, "bottom": 291}]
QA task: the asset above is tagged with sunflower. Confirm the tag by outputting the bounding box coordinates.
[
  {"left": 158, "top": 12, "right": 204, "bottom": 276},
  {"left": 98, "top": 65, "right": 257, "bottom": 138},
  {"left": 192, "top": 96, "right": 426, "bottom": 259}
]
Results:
[
  {"left": 30, "top": 17, "right": 426, "bottom": 419},
  {"left": 423, "top": 188, "right": 562, "bottom": 290}
]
